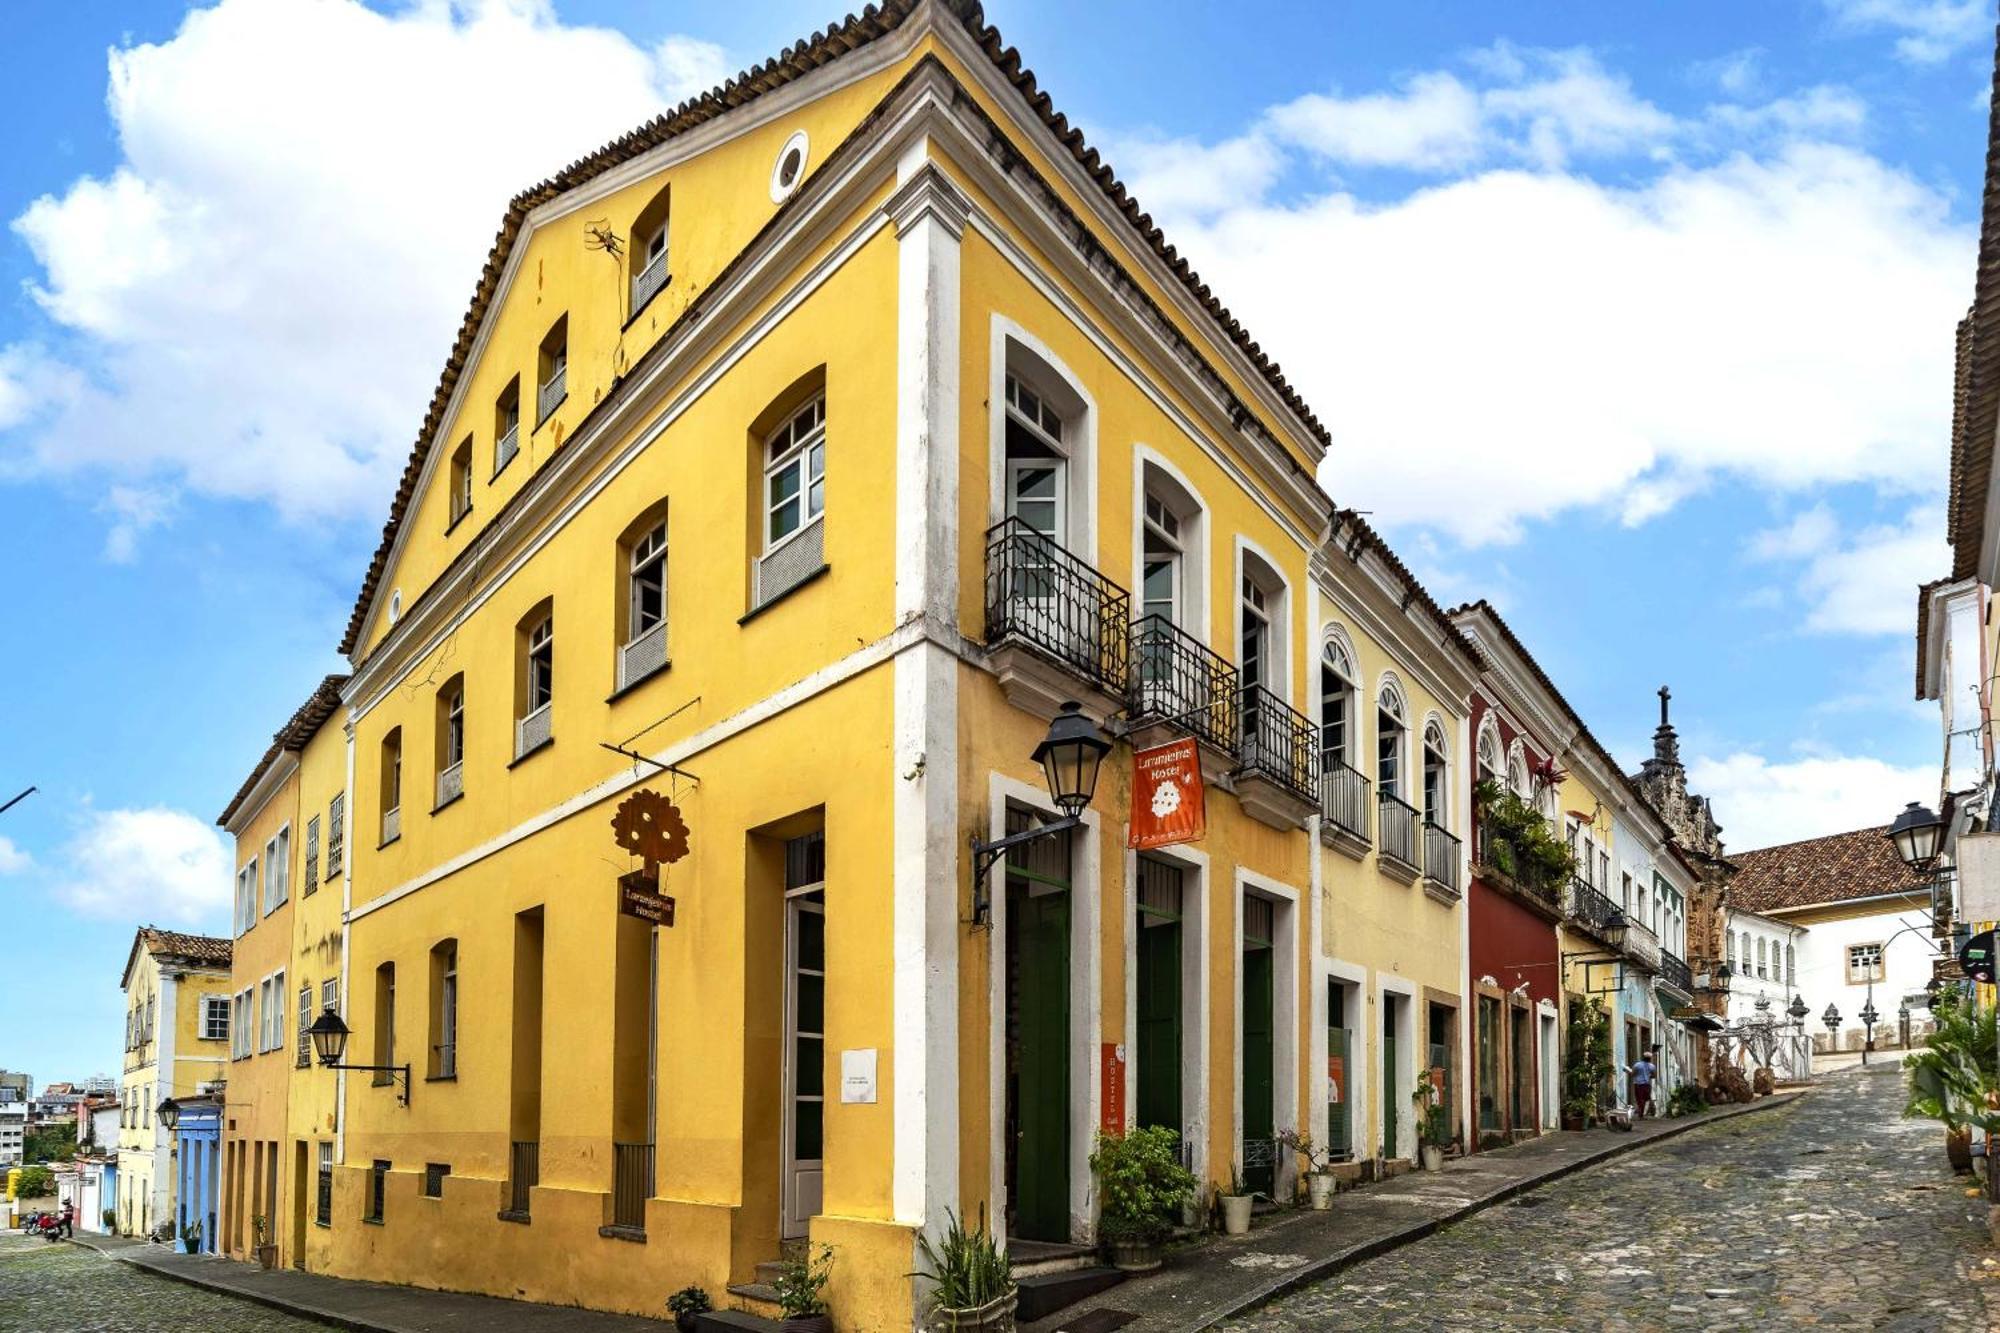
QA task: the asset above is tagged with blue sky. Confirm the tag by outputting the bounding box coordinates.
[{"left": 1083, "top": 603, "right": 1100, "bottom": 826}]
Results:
[{"left": 0, "top": 0, "right": 1986, "bottom": 1087}]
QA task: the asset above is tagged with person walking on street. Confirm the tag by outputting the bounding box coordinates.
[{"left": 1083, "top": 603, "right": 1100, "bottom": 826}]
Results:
[{"left": 1630, "top": 1050, "right": 1656, "bottom": 1118}]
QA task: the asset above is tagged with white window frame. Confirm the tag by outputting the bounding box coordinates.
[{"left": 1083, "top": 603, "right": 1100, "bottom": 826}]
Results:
[
  {"left": 321, "top": 977, "right": 340, "bottom": 1020},
  {"left": 1847, "top": 941, "right": 1884, "bottom": 985},
  {"left": 1377, "top": 679, "right": 1408, "bottom": 800},
  {"left": 263, "top": 825, "right": 289, "bottom": 915},
  {"left": 526, "top": 615, "right": 554, "bottom": 714},
  {"left": 437, "top": 946, "right": 458, "bottom": 1080},
  {"left": 628, "top": 519, "right": 668, "bottom": 643},
  {"left": 1421, "top": 718, "right": 1450, "bottom": 830},
  {"left": 201, "top": 995, "right": 229, "bottom": 1042},
  {"left": 1320, "top": 635, "right": 1357, "bottom": 772},
  {"left": 443, "top": 684, "right": 464, "bottom": 770},
  {"left": 763, "top": 394, "right": 826, "bottom": 555}
]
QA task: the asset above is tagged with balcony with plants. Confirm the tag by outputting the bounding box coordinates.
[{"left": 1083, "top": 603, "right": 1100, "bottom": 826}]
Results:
[
  {"left": 1469, "top": 779, "right": 1572, "bottom": 919},
  {"left": 982, "top": 516, "right": 1131, "bottom": 720}
]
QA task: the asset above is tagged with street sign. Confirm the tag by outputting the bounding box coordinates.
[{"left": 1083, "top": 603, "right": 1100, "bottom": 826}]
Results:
[
  {"left": 618, "top": 871, "right": 675, "bottom": 927},
  {"left": 1960, "top": 929, "right": 1997, "bottom": 985}
]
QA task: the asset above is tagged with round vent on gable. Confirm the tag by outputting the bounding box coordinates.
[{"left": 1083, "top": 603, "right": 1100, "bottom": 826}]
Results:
[
  {"left": 771, "top": 130, "right": 810, "bottom": 203},
  {"left": 388, "top": 588, "right": 403, "bottom": 625}
]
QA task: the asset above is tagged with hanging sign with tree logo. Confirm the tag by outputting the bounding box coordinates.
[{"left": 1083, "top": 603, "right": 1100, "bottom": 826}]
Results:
[
  {"left": 1127, "top": 738, "right": 1205, "bottom": 850},
  {"left": 613, "top": 788, "right": 690, "bottom": 926}
]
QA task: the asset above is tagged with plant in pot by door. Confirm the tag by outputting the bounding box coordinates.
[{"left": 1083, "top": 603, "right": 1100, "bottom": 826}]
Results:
[
  {"left": 775, "top": 1243, "right": 835, "bottom": 1332},
  {"left": 1561, "top": 997, "right": 1613, "bottom": 1130},
  {"left": 176, "top": 1219, "right": 202, "bottom": 1255},
  {"left": 1275, "top": 1128, "right": 1336, "bottom": 1210},
  {"left": 1411, "top": 1083, "right": 1449, "bottom": 1172},
  {"left": 666, "top": 1285, "right": 712, "bottom": 1332},
  {"left": 1217, "top": 1164, "right": 1255, "bottom": 1236},
  {"left": 252, "top": 1214, "right": 277, "bottom": 1270},
  {"left": 1089, "top": 1127, "right": 1197, "bottom": 1271},
  {"left": 1904, "top": 988, "right": 2000, "bottom": 1240},
  {"left": 913, "top": 1207, "right": 1015, "bottom": 1330}
]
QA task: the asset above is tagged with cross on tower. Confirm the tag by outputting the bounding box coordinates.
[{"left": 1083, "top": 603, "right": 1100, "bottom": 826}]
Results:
[{"left": 1658, "top": 684, "right": 1671, "bottom": 728}]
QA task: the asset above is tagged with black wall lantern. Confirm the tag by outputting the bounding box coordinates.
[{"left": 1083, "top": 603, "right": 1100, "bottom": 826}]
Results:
[
  {"left": 307, "top": 1010, "right": 411, "bottom": 1106},
  {"left": 156, "top": 1098, "right": 179, "bottom": 1132},
  {"left": 969, "top": 701, "right": 1113, "bottom": 928},
  {"left": 1887, "top": 801, "right": 1945, "bottom": 874}
]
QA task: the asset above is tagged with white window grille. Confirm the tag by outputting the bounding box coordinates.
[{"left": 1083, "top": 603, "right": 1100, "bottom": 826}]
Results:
[
  {"left": 327, "top": 793, "right": 345, "bottom": 878},
  {"left": 201, "top": 996, "right": 229, "bottom": 1042},
  {"left": 518, "top": 616, "right": 553, "bottom": 757},
  {"left": 756, "top": 395, "right": 826, "bottom": 606},
  {"left": 620, "top": 520, "right": 669, "bottom": 687},
  {"left": 305, "top": 815, "right": 320, "bottom": 895},
  {"left": 537, "top": 346, "right": 567, "bottom": 424},
  {"left": 495, "top": 390, "right": 521, "bottom": 474},
  {"left": 631, "top": 221, "right": 669, "bottom": 313}
]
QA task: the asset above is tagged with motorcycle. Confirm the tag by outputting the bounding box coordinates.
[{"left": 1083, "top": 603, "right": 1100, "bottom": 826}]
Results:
[{"left": 23, "top": 1210, "right": 64, "bottom": 1241}]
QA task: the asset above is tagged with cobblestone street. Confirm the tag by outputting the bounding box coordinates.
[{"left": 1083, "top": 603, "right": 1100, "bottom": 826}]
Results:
[
  {"left": 0, "top": 1233, "right": 329, "bottom": 1333},
  {"left": 1223, "top": 1064, "right": 2000, "bottom": 1331}
]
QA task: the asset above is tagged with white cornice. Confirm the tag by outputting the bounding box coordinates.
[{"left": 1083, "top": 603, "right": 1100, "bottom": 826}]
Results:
[
  {"left": 224, "top": 750, "right": 297, "bottom": 838},
  {"left": 1311, "top": 546, "right": 1473, "bottom": 717}
]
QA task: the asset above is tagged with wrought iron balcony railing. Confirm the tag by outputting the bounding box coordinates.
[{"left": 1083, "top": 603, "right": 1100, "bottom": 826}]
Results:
[
  {"left": 983, "top": 517, "right": 1130, "bottom": 698},
  {"left": 1424, "top": 821, "right": 1462, "bottom": 895},
  {"left": 1238, "top": 684, "right": 1320, "bottom": 804},
  {"left": 1471, "top": 824, "right": 1563, "bottom": 910},
  {"left": 1129, "top": 613, "right": 1238, "bottom": 755},
  {"left": 1320, "top": 760, "right": 1371, "bottom": 843},
  {"left": 1378, "top": 791, "right": 1421, "bottom": 870},
  {"left": 1565, "top": 876, "right": 1626, "bottom": 943},
  {"left": 1659, "top": 949, "right": 1693, "bottom": 995}
]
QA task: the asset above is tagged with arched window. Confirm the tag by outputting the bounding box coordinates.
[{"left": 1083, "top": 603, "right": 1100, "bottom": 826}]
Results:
[
  {"left": 752, "top": 372, "right": 828, "bottom": 609},
  {"left": 1756, "top": 937, "right": 1767, "bottom": 979},
  {"left": 1320, "top": 632, "right": 1358, "bottom": 773},
  {"left": 1476, "top": 716, "right": 1501, "bottom": 786},
  {"left": 629, "top": 184, "right": 671, "bottom": 316},
  {"left": 515, "top": 600, "right": 554, "bottom": 760},
  {"left": 1004, "top": 368, "right": 1071, "bottom": 548},
  {"left": 616, "top": 505, "right": 670, "bottom": 690},
  {"left": 1138, "top": 459, "right": 1205, "bottom": 638},
  {"left": 1377, "top": 678, "right": 1408, "bottom": 801},
  {"left": 1238, "top": 550, "right": 1290, "bottom": 737},
  {"left": 434, "top": 674, "right": 464, "bottom": 808},
  {"left": 1785, "top": 943, "right": 1796, "bottom": 987},
  {"left": 994, "top": 331, "right": 1094, "bottom": 563},
  {"left": 373, "top": 961, "right": 397, "bottom": 1086},
  {"left": 1422, "top": 719, "right": 1449, "bottom": 829},
  {"left": 1505, "top": 738, "right": 1530, "bottom": 800}
]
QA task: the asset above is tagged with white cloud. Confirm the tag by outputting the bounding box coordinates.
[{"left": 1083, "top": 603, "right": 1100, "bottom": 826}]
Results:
[
  {"left": 98, "top": 485, "right": 177, "bottom": 563},
  {"left": 0, "top": 836, "right": 32, "bottom": 876},
  {"left": 1822, "top": 0, "right": 1989, "bottom": 64},
  {"left": 1690, "top": 750, "right": 1935, "bottom": 851},
  {"left": 1266, "top": 72, "right": 1488, "bottom": 172},
  {"left": 1750, "top": 504, "right": 1950, "bottom": 634},
  {"left": 49, "top": 807, "right": 232, "bottom": 926},
  {"left": 3, "top": 0, "right": 728, "bottom": 543},
  {"left": 1693, "top": 48, "right": 1768, "bottom": 99},
  {"left": 1118, "top": 74, "right": 1965, "bottom": 543}
]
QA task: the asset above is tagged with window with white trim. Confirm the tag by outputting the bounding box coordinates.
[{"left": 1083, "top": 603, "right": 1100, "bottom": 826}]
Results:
[
  {"left": 304, "top": 815, "right": 320, "bottom": 896},
  {"left": 326, "top": 793, "right": 345, "bottom": 879},
  {"left": 263, "top": 825, "right": 289, "bottom": 914},
  {"left": 201, "top": 995, "right": 229, "bottom": 1042},
  {"left": 764, "top": 395, "right": 825, "bottom": 551},
  {"left": 1421, "top": 719, "right": 1449, "bottom": 829},
  {"left": 448, "top": 436, "right": 473, "bottom": 529},
  {"left": 1377, "top": 681, "right": 1407, "bottom": 800},
  {"left": 1320, "top": 636, "right": 1357, "bottom": 773},
  {"left": 1846, "top": 942, "right": 1884, "bottom": 984},
  {"left": 234, "top": 859, "right": 258, "bottom": 936}
]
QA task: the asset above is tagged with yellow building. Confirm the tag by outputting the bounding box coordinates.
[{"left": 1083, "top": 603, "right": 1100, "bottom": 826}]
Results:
[
  {"left": 217, "top": 676, "right": 345, "bottom": 1266},
  {"left": 115, "top": 928, "right": 232, "bottom": 1238},
  {"left": 217, "top": 3, "right": 1478, "bottom": 1324}
]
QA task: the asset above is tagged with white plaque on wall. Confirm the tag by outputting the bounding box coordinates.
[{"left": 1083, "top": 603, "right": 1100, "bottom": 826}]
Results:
[{"left": 840, "top": 1048, "right": 878, "bottom": 1104}]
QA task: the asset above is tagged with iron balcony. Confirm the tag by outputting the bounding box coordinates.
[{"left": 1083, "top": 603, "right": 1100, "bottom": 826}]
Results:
[
  {"left": 1237, "top": 683, "right": 1320, "bottom": 805},
  {"left": 1565, "top": 875, "right": 1627, "bottom": 946},
  {"left": 982, "top": 516, "right": 1131, "bottom": 701},
  {"left": 1129, "top": 612, "right": 1239, "bottom": 756}
]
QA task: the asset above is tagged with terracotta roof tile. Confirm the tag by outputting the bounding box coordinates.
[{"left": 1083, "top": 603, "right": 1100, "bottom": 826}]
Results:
[
  {"left": 137, "top": 927, "right": 232, "bottom": 969},
  {"left": 1949, "top": 25, "right": 2000, "bottom": 581},
  {"left": 339, "top": 0, "right": 1332, "bottom": 656},
  {"left": 1729, "top": 825, "right": 1928, "bottom": 914}
]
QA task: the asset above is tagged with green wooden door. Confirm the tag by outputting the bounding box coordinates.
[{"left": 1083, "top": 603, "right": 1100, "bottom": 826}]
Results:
[
  {"left": 1008, "top": 883, "right": 1070, "bottom": 1241},
  {"left": 1241, "top": 943, "right": 1275, "bottom": 1195},
  {"left": 1136, "top": 917, "right": 1182, "bottom": 1134},
  {"left": 1382, "top": 1008, "right": 1399, "bottom": 1160}
]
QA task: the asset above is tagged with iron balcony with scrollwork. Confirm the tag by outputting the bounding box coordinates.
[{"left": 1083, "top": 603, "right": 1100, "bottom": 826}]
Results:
[
  {"left": 1565, "top": 875, "right": 1627, "bottom": 947},
  {"left": 1233, "top": 684, "right": 1319, "bottom": 829},
  {"left": 1128, "top": 613, "right": 1239, "bottom": 755},
  {"left": 1621, "top": 915, "right": 1660, "bottom": 973},
  {"left": 983, "top": 517, "right": 1131, "bottom": 718}
]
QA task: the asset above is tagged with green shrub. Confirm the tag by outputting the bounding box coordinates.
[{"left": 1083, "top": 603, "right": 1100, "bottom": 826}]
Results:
[
  {"left": 1663, "top": 1084, "right": 1707, "bottom": 1118},
  {"left": 774, "top": 1244, "right": 833, "bottom": 1320},
  {"left": 1089, "top": 1126, "right": 1197, "bottom": 1240},
  {"left": 666, "top": 1286, "right": 711, "bottom": 1318}
]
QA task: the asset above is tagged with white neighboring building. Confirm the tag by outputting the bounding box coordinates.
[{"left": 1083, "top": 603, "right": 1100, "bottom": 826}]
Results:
[
  {"left": 0, "top": 1100, "right": 25, "bottom": 1167},
  {"left": 1718, "top": 904, "right": 1811, "bottom": 1080},
  {"left": 1729, "top": 825, "right": 1939, "bottom": 1060}
]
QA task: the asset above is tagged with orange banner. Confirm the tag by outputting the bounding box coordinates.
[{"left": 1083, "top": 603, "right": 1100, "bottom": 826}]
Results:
[
  {"left": 1327, "top": 1054, "right": 1345, "bottom": 1105},
  {"left": 1127, "top": 738, "right": 1206, "bottom": 850}
]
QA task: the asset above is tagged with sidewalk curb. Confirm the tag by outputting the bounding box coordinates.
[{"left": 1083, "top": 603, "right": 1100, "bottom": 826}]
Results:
[
  {"left": 1184, "top": 1089, "right": 1808, "bottom": 1331},
  {"left": 69, "top": 1234, "right": 366, "bottom": 1331}
]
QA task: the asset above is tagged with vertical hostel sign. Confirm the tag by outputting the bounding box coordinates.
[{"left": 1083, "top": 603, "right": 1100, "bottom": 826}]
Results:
[{"left": 1127, "top": 739, "right": 1206, "bottom": 850}]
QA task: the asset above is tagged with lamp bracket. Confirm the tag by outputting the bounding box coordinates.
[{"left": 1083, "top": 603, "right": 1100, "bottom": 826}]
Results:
[
  {"left": 325, "top": 1061, "right": 412, "bottom": 1106},
  {"left": 967, "top": 815, "right": 1081, "bottom": 931}
]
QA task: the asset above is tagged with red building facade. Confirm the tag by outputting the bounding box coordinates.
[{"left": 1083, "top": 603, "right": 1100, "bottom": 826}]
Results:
[{"left": 1464, "top": 691, "right": 1564, "bottom": 1150}]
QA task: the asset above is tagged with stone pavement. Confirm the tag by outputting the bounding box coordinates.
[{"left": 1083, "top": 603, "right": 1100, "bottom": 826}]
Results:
[
  {"left": 1, "top": 1230, "right": 330, "bottom": 1332},
  {"left": 60, "top": 1230, "right": 666, "bottom": 1332},
  {"left": 1029, "top": 1089, "right": 1808, "bottom": 1332},
  {"left": 1221, "top": 1063, "right": 2000, "bottom": 1331}
]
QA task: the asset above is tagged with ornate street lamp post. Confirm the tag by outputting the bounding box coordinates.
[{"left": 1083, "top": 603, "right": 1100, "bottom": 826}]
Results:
[
  {"left": 1822, "top": 1003, "right": 1841, "bottom": 1060},
  {"left": 1887, "top": 802, "right": 1946, "bottom": 874},
  {"left": 1859, "top": 997, "right": 1879, "bottom": 1064}
]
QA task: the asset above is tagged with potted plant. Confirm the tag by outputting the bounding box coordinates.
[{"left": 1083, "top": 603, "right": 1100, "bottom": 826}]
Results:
[
  {"left": 774, "top": 1243, "right": 835, "bottom": 1332},
  {"left": 1412, "top": 1082, "right": 1449, "bottom": 1171},
  {"left": 1088, "top": 1127, "right": 1196, "bottom": 1271},
  {"left": 252, "top": 1213, "right": 277, "bottom": 1270},
  {"left": 176, "top": 1218, "right": 202, "bottom": 1254},
  {"left": 1905, "top": 989, "right": 2000, "bottom": 1237},
  {"left": 667, "top": 1285, "right": 712, "bottom": 1332},
  {"left": 1472, "top": 779, "right": 1579, "bottom": 900},
  {"left": 913, "top": 1207, "right": 1015, "bottom": 1329},
  {"left": 1216, "top": 1164, "right": 1254, "bottom": 1236},
  {"left": 1561, "top": 997, "right": 1613, "bottom": 1130},
  {"left": 102, "top": 1208, "right": 116, "bottom": 1233},
  {"left": 1275, "top": 1128, "right": 1336, "bottom": 1209}
]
